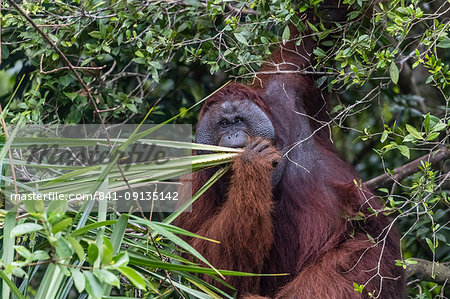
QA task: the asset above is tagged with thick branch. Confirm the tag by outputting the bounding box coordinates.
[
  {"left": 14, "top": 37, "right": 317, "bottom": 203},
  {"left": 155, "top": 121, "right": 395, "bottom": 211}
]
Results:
[
  {"left": 406, "top": 258, "right": 450, "bottom": 284},
  {"left": 365, "top": 148, "right": 450, "bottom": 190}
]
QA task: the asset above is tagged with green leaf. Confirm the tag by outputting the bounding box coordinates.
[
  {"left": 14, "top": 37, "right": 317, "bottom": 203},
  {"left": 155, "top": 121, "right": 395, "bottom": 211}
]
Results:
[
  {"left": 185, "top": 0, "right": 201, "bottom": 6},
  {"left": 94, "top": 269, "right": 119, "bottom": 287},
  {"left": 14, "top": 246, "right": 32, "bottom": 259},
  {"left": 313, "top": 47, "right": 326, "bottom": 57},
  {"left": 1, "top": 45, "right": 10, "bottom": 60},
  {"left": 154, "top": 221, "right": 219, "bottom": 243},
  {"left": 403, "top": 134, "right": 415, "bottom": 143},
  {"left": 405, "top": 259, "right": 418, "bottom": 265},
  {"left": 315, "top": 76, "right": 327, "bottom": 88},
  {"left": 378, "top": 188, "right": 389, "bottom": 194},
  {"left": 380, "top": 130, "right": 388, "bottom": 143},
  {"left": 110, "top": 214, "right": 129, "bottom": 254},
  {"left": 347, "top": 11, "right": 360, "bottom": 20},
  {"left": 59, "top": 75, "right": 72, "bottom": 87},
  {"left": 353, "top": 283, "right": 365, "bottom": 293},
  {"left": 110, "top": 252, "right": 129, "bottom": 268},
  {"left": 151, "top": 68, "right": 159, "bottom": 83},
  {"left": 389, "top": 62, "right": 399, "bottom": 84},
  {"left": 72, "top": 220, "right": 116, "bottom": 237},
  {"left": 135, "top": 50, "right": 145, "bottom": 58},
  {"left": 234, "top": 32, "right": 248, "bottom": 45},
  {"left": 149, "top": 61, "right": 163, "bottom": 69},
  {"left": 48, "top": 34, "right": 58, "bottom": 42},
  {"left": 382, "top": 142, "right": 397, "bottom": 152},
  {"left": 397, "top": 145, "right": 410, "bottom": 159},
  {"left": 11, "top": 223, "right": 44, "bottom": 237},
  {"left": 67, "top": 236, "right": 84, "bottom": 260},
  {"left": 0, "top": 270, "right": 25, "bottom": 299},
  {"left": 135, "top": 219, "right": 222, "bottom": 277},
  {"left": 424, "top": 113, "right": 431, "bottom": 134},
  {"left": 102, "top": 45, "right": 111, "bottom": 53},
  {"left": 406, "top": 124, "right": 424, "bottom": 140},
  {"left": 55, "top": 237, "right": 72, "bottom": 258},
  {"left": 128, "top": 251, "right": 287, "bottom": 277},
  {"left": 71, "top": 269, "right": 85, "bottom": 293},
  {"left": 437, "top": 36, "right": 450, "bottom": 48},
  {"left": 84, "top": 271, "right": 103, "bottom": 299},
  {"left": 87, "top": 243, "right": 99, "bottom": 265},
  {"left": 426, "top": 132, "right": 440, "bottom": 141},
  {"left": 282, "top": 25, "right": 290, "bottom": 42},
  {"left": 428, "top": 115, "right": 440, "bottom": 128},
  {"left": 52, "top": 217, "right": 72, "bottom": 234},
  {"left": 2, "top": 212, "right": 17, "bottom": 299},
  {"left": 133, "top": 57, "right": 146, "bottom": 65},
  {"left": 320, "top": 40, "right": 333, "bottom": 47},
  {"left": 185, "top": 277, "right": 223, "bottom": 299},
  {"left": 64, "top": 92, "right": 78, "bottom": 101},
  {"left": 31, "top": 250, "right": 50, "bottom": 261},
  {"left": 425, "top": 238, "right": 435, "bottom": 254},
  {"left": 117, "top": 266, "right": 146, "bottom": 290},
  {"left": 431, "top": 122, "right": 447, "bottom": 132},
  {"left": 88, "top": 31, "right": 102, "bottom": 39},
  {"left": 101, "top": 237, "right": 114, "bottom": 265},
  {"left": 12, "top": 267, "right": 27, "bottom": 278},
  {"left": 306, "top": 21, "right": 319, "bottom": 33}
]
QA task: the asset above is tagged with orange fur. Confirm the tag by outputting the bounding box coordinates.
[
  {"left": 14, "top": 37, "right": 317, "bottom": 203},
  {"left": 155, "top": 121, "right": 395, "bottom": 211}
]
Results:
[{"left": 179, "top": 141, "right": 279, "bottom": 294}]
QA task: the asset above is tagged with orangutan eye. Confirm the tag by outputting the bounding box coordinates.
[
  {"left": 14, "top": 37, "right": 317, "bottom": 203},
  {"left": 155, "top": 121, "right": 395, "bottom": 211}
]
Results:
[
  {"left": 219, "top": 120, "right": 230, "bottom": 128},
  {"left": 234, "top": 118, "right": 243, "bottom": 125}
]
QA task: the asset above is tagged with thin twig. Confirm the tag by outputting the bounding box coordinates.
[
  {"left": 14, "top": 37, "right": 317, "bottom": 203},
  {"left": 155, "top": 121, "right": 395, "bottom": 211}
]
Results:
[
  {"left": 96, "top": 105, "right": 121, "bottom": 113},
  {"left": 40, "top": 54, "right": 106, "bottom": 74},
  {"left": 148, "top": 233, "right": 186, "bottom": 299},
  {"left": 37, "top": 22, "right": 75, "bottom": 27}
]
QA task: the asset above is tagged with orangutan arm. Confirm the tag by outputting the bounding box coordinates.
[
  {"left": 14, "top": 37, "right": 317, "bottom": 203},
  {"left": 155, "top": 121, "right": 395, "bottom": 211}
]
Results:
[{"left": 191, "top": 138, "right": 279, "bottom": 294}]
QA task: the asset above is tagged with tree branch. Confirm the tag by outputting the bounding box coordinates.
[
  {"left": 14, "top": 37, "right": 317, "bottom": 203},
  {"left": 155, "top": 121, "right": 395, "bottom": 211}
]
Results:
[
  {"left": 406, "top": 258, "right": 450, "bottom": 284},
  {"left": 7, "top": 0, "right": 104, "bottom": 117},
  {"left": 365, "top": 147, "right": 450, "bottom": 190},
  {"left": 39, "top": 54, "right": 105, "bottom": 74}
]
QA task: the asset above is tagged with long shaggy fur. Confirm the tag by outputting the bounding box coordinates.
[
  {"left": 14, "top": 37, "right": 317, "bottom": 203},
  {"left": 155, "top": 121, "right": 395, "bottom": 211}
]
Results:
[{"left": 178, "top": 141, "right": 277, "bottom": 294}]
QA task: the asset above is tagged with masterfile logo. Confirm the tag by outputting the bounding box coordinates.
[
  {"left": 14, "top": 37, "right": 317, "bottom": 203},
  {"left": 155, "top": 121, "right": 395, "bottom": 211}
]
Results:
[{"left": 2, "top": 124, "right": 192, "bottom": 213}]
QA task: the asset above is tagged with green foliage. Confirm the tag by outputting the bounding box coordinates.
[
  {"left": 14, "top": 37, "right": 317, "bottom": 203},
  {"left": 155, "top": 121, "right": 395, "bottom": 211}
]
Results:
[
  {"left": 1, "top": 0, "right": 302, "bottom": 124},
  {"left": 0, "top": 129, "right": 243, "bottom": 297}
]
